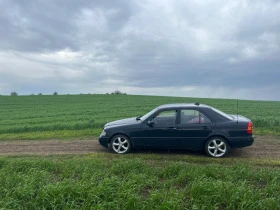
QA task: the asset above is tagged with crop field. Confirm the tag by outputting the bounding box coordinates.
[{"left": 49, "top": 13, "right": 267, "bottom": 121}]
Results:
[
  {"left": 0, "top": 94, "right": 279, "bottom": 140},
  {"left": 0, "top": 154, "right": 280, "bottom": 209}
]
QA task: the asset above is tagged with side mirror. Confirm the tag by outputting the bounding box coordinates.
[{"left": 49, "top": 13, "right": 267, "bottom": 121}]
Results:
[{"left": 147, "top": 120, "right": 155, "bottom": 126}]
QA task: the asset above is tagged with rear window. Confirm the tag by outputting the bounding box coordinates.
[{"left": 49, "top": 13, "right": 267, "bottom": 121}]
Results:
[{"left": 211, "top": 107, "right": 233, "bottom": 120}]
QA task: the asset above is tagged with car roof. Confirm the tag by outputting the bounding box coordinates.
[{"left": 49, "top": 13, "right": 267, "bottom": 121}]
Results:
[{"left": 157, "top": 103, "right": 211, "bottom": 109}]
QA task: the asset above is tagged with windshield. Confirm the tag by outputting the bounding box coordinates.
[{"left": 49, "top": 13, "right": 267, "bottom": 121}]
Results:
[
  {"left": 140, "top": 107, "right": 159, "bottom": 121},
  {"left": 211, "top": 107, "right": 233, "bottom": 120}
]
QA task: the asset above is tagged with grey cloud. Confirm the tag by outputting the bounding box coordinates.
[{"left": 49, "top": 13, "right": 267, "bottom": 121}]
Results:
[
  {"left": 0, "top": 0, "right": 136, "bottom": 52},
  {"left": 0, "top": 0, "right": 280, "bottom": 100}
]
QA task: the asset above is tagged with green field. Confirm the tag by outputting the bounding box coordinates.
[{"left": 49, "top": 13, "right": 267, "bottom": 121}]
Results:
[
  {"left": 0, "top": 94, "right": 279, "bottom": 140},
  {"left": 1, "top": 94, "right": 280, "bottom": 209},
  {"left": 0, "top": 154, "right": 280, "bottom": 209}
]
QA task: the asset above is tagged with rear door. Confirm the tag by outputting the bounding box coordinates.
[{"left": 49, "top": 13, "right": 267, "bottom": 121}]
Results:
[{"left": 177, "top": 109, "right": 214, "bottom": 149}]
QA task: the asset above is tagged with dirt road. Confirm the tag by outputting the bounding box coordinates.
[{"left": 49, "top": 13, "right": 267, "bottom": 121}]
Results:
[{"left": 0, "top": 136, "right": 279, "bottom": 159}]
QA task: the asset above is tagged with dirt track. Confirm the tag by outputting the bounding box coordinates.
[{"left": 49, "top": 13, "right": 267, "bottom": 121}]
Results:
[{"left": 0, "top": 136, "right": 279, "bottom": 159}]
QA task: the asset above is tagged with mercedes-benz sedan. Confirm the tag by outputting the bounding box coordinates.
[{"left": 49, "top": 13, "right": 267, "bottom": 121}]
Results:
[{"left": 99, "top": 103, "right": 254, "bottom": 158}]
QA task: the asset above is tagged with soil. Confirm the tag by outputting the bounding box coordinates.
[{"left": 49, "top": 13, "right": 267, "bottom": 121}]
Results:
[{"left": 0, "top": 136, "right": 279, "bottom": 159}]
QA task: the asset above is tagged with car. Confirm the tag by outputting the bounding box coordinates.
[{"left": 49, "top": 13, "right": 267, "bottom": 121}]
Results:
[{"left": 99, "top": 103, "right": 254, "bottom": 158}]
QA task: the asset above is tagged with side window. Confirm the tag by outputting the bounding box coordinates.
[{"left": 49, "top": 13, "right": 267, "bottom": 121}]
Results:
[
  {"left": 180, "top": 110, "right": 211, "bottom": 124},
  {"left": 153, "top": 110, "right": 177, "bottom": 125}
]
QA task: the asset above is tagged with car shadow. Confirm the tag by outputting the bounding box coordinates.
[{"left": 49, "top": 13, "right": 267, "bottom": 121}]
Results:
[
  {"left": 132, "top": 147, "right": 205, "bottom": 157},
  {"left": 131, "top": 148, "right": 251, "bottom": 159}
]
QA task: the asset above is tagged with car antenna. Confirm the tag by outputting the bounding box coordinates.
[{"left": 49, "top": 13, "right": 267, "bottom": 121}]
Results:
[
  {"left": 195, "top": 102, "right": 200, "bottom": 106},
  {"left": 236, "top": 99, "right": 239, "bottom": 124}
]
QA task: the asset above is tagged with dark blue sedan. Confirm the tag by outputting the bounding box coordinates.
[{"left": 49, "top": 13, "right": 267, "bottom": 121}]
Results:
[{"left": 99, "top": 103, "right": 254, "bottom": 158}]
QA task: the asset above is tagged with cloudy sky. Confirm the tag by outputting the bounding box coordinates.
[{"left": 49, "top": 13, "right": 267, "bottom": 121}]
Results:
[{"left": 0, "top": 0, "right": 280, "bottom": 100}]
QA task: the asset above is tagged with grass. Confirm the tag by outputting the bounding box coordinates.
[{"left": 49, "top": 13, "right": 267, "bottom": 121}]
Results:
[
  {"left": 0, "top": 154, "right": 279, "bottom": 209},
  {"left": 0, "top": 129, "right": 102, "bottom": 140},
  {"left": 0, "top": 94, "right": 280, "bottom": 140}
]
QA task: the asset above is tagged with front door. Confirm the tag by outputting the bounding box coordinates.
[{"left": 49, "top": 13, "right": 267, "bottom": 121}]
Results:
[{"left": 145, "top": 109, "right": 179, "bottom": 148}]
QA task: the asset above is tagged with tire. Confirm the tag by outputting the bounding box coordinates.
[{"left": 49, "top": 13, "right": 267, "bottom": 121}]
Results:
[
  {"left": 205, "top": 137, "right": 229, "bottom": 158},
  {"left": 109, "top": 134, "right": 131, "bottom": 154}
]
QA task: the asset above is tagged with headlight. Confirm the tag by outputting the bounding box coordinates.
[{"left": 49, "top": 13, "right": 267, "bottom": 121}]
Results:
[{"left": 100, "top": 130, "right": 106, "bottom": 137}]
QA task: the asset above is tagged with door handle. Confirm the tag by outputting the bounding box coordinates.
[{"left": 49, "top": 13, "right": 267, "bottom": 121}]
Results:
[
  {"left": 202, "top": 126, "right": 209, "bottom": 130},
  {"left": 168, "top": 127, "right": 177, "bottom": 130}
]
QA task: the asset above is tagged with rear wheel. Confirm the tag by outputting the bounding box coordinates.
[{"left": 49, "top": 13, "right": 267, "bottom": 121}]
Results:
[
  {"left": 110, "top": 135, "right": 131, "bottom": 154},
  {"left": 205, "top": 137, "right": 229, "bottom": 158}
]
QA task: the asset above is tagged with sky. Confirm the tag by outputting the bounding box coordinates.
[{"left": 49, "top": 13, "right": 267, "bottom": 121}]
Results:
[{"left": 0, "top": 0, "right": 280, "bottom": 100}]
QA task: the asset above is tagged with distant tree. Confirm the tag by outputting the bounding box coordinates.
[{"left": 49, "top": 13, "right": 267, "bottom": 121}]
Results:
[
  {"left": 114, "top": 90, "right": 121, "bottom": 94},
  {"left": 38, "top": 93, "right": 43, "bottom": 96},
  {"left": 53, "top": 91, "right": 58, "bottom": 96},
  {"left": 10, "top": 91, "right": 18, "bottom": 96},
  {"left": 111, "top": 90, "right": 127, "bottom": 95}
]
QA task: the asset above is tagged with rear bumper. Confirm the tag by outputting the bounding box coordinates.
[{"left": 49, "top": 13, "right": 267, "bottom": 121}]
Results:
[
  {"left": 99, "top": 137, "right": 109, "bottom": 148},
  {"left": 228, "top": 136, "right": 254, "bottom": 148}
]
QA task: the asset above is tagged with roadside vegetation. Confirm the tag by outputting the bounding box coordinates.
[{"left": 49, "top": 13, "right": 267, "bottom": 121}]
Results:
[
  {"left": 0, "top": 154, "right": 279, "bottom": 209},
  {"left": 0, "top": 94, "right": 279, "bottom": 140}
]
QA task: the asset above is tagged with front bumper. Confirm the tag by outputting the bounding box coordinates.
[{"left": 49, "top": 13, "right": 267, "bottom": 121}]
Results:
[{"left": 99, "top": 137, "right": 109, "bottom": 148}]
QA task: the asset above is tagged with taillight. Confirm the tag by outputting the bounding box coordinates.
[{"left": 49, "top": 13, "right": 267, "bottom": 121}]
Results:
[{"left": 247, "top": 122, "right": 253, "bottom": 134}]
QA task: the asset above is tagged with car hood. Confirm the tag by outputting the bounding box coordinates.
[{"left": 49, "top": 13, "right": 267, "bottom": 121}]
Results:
[
  {"left": 229, "top": 114, "right": 251, "bottom": 122},
  {"left": 104, "top": 117, "right": 141, "bottom": 128}
]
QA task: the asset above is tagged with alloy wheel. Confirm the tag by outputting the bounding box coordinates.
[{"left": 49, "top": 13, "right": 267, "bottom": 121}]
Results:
[
  {"left": 111, "top": 135, "right": 131, "bottom": 154},
  {"left": 207, "top": 138, "right": 228, "bottom": 158}
]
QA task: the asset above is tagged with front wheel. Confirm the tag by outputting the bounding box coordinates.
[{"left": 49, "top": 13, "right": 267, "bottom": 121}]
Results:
[
  {"left": 205, "top": 137, "right": 229, "bottom": 158},
  {"left": 110, "top": 135, "right": 131, "bottom": 154}
]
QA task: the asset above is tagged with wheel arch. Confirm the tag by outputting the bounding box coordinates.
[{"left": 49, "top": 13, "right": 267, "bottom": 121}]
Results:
[{"left": 205, "top": 134, "right": 231, "bottom": 148}]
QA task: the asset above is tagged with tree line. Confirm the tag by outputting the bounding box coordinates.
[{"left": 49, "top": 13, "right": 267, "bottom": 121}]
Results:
[{"left": 8, "top": 90, "right": 127, "bottom": 96}]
